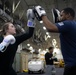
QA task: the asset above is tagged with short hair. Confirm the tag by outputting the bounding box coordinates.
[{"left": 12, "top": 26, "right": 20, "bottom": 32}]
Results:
[
  {"left": 62, "top": 7, "right": 75, "bottom": 18},
  {"left": 48, "top": 47, "right": 54, "bottom": 50}
]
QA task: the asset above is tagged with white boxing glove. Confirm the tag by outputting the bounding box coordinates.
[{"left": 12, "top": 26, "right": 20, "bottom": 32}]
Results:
[
  {"left": 27, "top": 9, "right": 36, "bottom": 27},
  {"left": 0, "top": 35, "right": 16, "bottom": 52},
  {"left": 33, "top": 5, "right": 46, "bottom": 21}
]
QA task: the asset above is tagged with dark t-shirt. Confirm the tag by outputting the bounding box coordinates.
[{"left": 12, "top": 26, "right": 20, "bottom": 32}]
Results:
[
  {"left": 56, "top": 20, "right": 76, "bottom": 66},
  {"left": 0, "top": 27, "right": 34, "bottom": 71},
  {"left": 45, "top": 52, "right": 53, "bottom": 65}
]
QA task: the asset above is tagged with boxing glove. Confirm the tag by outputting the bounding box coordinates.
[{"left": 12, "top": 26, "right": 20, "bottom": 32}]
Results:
[
  {"left": 0, "top": 35, "right": 16, "bottom": 52},
  {"left": 27, "top": 9, "right": 36, "bottom": 27},
  {"left": 51, "top": 8, "right": 60, "bottom": 23},
  {"left": 33, "top": 5, "right": 46, "bottom": 21}
]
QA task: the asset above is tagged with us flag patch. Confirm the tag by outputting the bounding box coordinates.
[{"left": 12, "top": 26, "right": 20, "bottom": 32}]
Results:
[{"left": 58, "top": 22, "right": 64, "bottom": 26}]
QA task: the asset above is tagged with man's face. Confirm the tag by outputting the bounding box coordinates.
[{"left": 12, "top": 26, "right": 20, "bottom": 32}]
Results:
[
  {"left": 49, "top": 49, "right": 53, "bottom": 53},
  {"left": 60, "top": 10, "right": 68, "bottom": 21}
]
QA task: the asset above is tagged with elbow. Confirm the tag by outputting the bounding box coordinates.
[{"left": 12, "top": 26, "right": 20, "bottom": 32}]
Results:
[
  {"left": 46, "top": 28, "right": 54, "bottom": 32},
  {"left": 29, "top": 32, "right": 34, "bottom": 38}
]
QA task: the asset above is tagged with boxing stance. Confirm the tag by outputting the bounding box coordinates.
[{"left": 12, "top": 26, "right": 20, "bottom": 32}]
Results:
[
  {"left": 0, "top": 9, "right": 35, "bottom": 75},
  {"left": 32, "top": 5, "right": 76, "bottom": 75}
]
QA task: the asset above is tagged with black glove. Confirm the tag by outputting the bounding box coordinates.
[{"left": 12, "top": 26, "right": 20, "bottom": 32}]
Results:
[
  {"left": 51, "top": 8, "right": 60, "bottom": 23},
  {"left": 33, "top": 5, "right": 46, "bottom": 21}
]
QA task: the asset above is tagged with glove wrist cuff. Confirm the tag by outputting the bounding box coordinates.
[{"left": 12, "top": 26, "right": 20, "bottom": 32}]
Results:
[{"left": 27, "top": 20, "right": 35, "bottom": 27}]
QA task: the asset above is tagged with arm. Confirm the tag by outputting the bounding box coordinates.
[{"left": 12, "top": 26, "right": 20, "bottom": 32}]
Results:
[
  {"left": 15, "top": 9, "right": 35, "bottom": 45},
  {"left": 33, "top": 5, "right": 59, "bottom": 32},
  {"left": 42, "top": 16, "right": 59, "bottom": 32},
  {"left": 15, "top": 27, "right": 34, "bottom": 45}
]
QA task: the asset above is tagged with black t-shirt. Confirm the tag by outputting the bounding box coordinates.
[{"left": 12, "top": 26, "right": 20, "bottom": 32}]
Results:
[
  {"left": 0, "top": 27, "right": 34, "bottom": 71},
  {"left": 45, "top": 52, "right": 53, "bottom": 65}
]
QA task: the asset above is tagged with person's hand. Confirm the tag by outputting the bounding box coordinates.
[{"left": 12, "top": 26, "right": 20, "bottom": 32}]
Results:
[
  {"left": 33, "top": 5, "right": 46, "bottom": 21},
  {"left": 49, "top": 56, "right": 56, "bottom": 60},
  {"left": 51, "top": 8, "right": 60, "bottom": 23},
  {"left": 27, "top": 9, "right": 36, "bottom": 27},
  {"left": 0, "top": 35, "right": 16, "bottom": 52}
]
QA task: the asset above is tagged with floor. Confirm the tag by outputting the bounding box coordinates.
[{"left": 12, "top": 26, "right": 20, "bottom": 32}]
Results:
[{"left": 17, "top": 68, "right": 64, "bottom": 75}]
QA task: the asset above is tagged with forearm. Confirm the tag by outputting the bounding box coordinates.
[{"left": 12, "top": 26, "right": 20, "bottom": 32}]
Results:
[
  {"left": 42, "top": 16, "right": 59, "bottom": 32},
  {"left": 33, "top": 5, "right": 59, "bottom": 32},
  {"left": 15, "top": 27, "right": 34, "bottom": 45},
  {"left": 26, "top": 27, "right": 34, "bottom": 36}
]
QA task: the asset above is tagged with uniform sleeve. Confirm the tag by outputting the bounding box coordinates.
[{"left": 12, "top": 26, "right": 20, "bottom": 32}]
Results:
[
  {"left": 55, "top": 21, "right": 72, "bottom": 33},
  {"left": 15, "top": 27, "right": 34, "bottom": 45}
]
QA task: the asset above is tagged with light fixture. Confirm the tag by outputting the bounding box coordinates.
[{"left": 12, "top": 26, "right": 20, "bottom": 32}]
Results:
[
  {"left": 40, "top": 21, "right": 43, "bottom": 23},
  {"left": 27, "top": 43, "right": 30, "bottom": 46},
  {"left": 48, "top": 35, "right": 51, "bottom": 38},
  {"left": 46, "top": 32, "right": 49, "bottom": 35},
  {"left": 43, "top": 26, "right": 46, "bottom": 30},
  {"left": 29, "top": 46, "right": 33, "bottom": 50},
  {"left": 38, "top": 49, "right": 41, "bottom": 52}
]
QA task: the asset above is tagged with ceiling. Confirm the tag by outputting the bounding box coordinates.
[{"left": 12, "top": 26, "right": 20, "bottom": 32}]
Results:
[
  {"left": 0, "top": 0, "right": 76, "bottom": 23},
  {"left": 0, "top": 0, "right": 76, "bottom": 50}
]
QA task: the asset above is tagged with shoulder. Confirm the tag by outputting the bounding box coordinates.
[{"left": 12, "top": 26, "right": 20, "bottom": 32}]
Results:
[
  {"left": 45, "top": 52, "right": 49, "bottom": 55},
  {"left": 55, "top": 20, "right": 75, "bottom": 32},
  {"left": 56, "top": 20, "right": 72, "bottom": 26},
  {"left": 63, "top": 20, "right": 75, "bottom": 25},
  {"left": 45, "top": 52, "right": 50, "bottom": 55}
]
